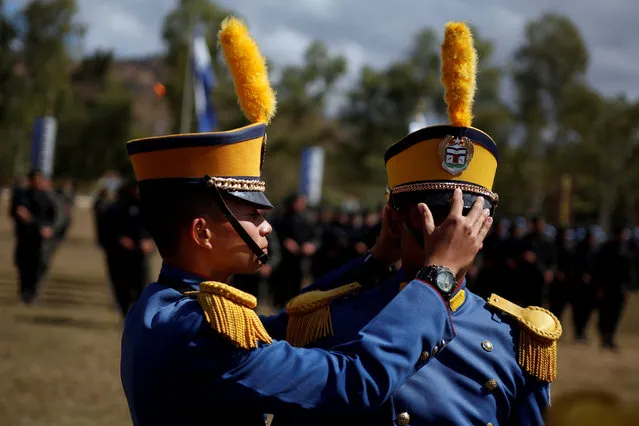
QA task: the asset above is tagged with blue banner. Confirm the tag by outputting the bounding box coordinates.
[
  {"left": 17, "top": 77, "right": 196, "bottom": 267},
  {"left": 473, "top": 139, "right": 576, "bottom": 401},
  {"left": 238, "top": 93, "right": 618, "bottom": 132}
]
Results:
[
  {"left": 299, "top": 146, "right": 325, "bottom": 206},
  {"left": 31, "top": 116, "right": 57, "bottom": 177},
  {"left": 192, "top": 24, "right": 217, "bottom": 132}
]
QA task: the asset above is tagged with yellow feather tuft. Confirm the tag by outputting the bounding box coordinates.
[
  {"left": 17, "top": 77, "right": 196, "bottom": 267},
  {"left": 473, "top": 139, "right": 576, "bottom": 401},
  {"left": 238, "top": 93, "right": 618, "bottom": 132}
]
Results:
[
  {"left": 441, "top": 22, "right": 477, "bottom": 128},
  {"left": 218, "top": 17, "right": 276, "bottom": 124}
]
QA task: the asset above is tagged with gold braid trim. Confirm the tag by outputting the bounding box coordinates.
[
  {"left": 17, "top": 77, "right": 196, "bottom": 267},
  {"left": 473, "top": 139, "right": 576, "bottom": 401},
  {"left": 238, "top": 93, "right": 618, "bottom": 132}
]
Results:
[
  {"left": 391, "top": 181, "right": 499, "bottom": 204},
  {"left": 487, "top": 294, "right": 562, "bottom": 382},
  {"left": 205, "top": 176, "right": 266, "bottom": 192},
  {"left": 285, "top": 283, "right": 362, "bottom": 347},
  {"left": 186, "top": 282, "right": 272, "bottom": 350}
]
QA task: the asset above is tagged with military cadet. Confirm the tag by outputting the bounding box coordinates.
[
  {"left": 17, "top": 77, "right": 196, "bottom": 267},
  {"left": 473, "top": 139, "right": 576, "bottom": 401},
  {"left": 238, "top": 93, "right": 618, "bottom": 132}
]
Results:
[
  {"left": 120, "top": 17, "right": 493, "bottom": 426},
  {"left": 274, "top": 23, "right": 561, "bottom": 426},
  {"left": 13, "top": 169, "right": 64, "bottom": 304},
  {"left": 103, "top": 180, "right": 154, "bottom": 317}
]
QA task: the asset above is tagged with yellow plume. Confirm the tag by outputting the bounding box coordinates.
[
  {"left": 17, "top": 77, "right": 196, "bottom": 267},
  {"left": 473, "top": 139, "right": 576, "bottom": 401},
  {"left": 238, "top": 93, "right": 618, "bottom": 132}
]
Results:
[
  {"left": 218, "top": 17, "right": 276, "bottom": 124},
  {"left": 441, "top": 22, "right": 477, "bottom": 128}
]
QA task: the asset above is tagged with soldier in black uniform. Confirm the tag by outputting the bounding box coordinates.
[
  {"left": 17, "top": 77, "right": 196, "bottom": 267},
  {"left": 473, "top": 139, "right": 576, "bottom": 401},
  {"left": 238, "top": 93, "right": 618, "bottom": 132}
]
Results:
[
  {"left": 595, "top": 226, "right": 631, "bottom": 351},
  {"left": 12, "top": 169, "right": 63, "bottom": 304},
  {"left": 54, "top": 177, "right": 76, "bottom": 242},
  {"left": 519, "top": 216, "right": 556, "bottom": 307},
  {"left": 548, "top": 227, "right": 574, "bottom": 321},
  {"left": 103, "top": 181, "right": 154, "bottom": 317},
  {"left": 269, "top": 194, "right": 316, "bottom": 308},
  {"left": 571, "top": 229, "right": 598, "bottom": 343}
]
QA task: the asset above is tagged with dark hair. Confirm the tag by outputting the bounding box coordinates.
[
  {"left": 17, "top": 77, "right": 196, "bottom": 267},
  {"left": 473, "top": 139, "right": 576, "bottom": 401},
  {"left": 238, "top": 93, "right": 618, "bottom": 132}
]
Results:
[{"left": 140, "top": 185, "right": 224, "bottom": 258}]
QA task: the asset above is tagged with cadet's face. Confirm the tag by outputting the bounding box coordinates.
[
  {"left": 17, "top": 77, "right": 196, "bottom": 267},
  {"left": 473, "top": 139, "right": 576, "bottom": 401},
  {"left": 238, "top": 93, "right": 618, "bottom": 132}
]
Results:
[
  {"left": 399, "top": 205, "right": 426, "bottom": 276},
  {"left": 207, "top": 199, "right": 272, "bottom": 275}
]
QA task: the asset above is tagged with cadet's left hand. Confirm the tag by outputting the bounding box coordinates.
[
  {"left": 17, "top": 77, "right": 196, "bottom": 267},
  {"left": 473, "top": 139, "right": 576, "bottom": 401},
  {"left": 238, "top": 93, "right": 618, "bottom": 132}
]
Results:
[
  {"left": 140, "top": 239, "right": 155, "bottom": 254},
  {"left": 40, "top": 226, "right": 53, "bottom": 239},
  {"left": 301, "top": 242, "right": 316, "bottom": 256},
  {"left": 370, "top": 204, "right": 401, "bottom": 267},
  {"left": 120, "top": 236, "right": 135, "bottom": 250}
]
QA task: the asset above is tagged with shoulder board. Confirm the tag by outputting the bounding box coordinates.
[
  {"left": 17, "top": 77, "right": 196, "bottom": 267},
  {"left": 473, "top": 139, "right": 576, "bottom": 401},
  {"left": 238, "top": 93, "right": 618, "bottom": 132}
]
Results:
[
  {"left": 285, "top": 282, "right": 362, "bottom": 347},
  {"left": 486, "top": 294, "right": 562, "bottom": 382},
  {"left": 185, "top": 282, "right": 272, "bottom": 350}
]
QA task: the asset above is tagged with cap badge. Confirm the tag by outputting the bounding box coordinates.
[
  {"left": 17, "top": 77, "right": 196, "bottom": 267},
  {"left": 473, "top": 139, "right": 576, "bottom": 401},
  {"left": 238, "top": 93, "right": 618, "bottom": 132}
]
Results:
[{"left": 438, "top": 135, "right": 474, "bottom": 176}]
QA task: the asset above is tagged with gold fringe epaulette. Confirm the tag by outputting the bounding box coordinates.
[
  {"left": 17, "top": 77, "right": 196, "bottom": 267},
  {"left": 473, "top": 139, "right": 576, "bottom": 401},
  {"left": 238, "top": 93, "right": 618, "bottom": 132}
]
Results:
[
  {"left": 487, "top": 294, "right": 562, "bottom": 382},
  {"left": 285, "top": 283, "right": 362, "bottom": 347},
  {"left": 186, "top": 282, "right": 272, "bottom": 350}
]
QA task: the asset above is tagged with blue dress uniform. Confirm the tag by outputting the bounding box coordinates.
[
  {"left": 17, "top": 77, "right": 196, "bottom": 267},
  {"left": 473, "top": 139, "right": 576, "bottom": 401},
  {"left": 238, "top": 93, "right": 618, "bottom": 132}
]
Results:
[
  {"left": 120, "top": 17, "right": 458, "bottom": 426},
  {"left": 121, "top": 261, "right": 456, "bottom": 425},
  {"left": 274, "top": 275, "right": 554, "bottom": 426},
  {"left": 273, "top": 22, "right": 562, "bottom": 426}
]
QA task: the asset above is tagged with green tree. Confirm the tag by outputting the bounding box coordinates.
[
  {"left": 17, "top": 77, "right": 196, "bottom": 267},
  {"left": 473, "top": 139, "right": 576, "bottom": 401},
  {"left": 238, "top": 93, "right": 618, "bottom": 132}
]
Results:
[
  {"left": 512, "top": 13, "right": 589, "bottom": 214},
  {"left": 0, "top": 1, "right": 20, "bottom": 180},
  {"left": 263, "top": 40, "right": 348, "bottom": 201},
  {"left": 55, "top": 50, "right": 134, "bottom": 180}
]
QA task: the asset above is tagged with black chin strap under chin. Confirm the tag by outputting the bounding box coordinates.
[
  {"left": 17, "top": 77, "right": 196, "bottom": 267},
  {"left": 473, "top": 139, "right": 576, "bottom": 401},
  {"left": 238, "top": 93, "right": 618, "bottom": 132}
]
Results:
[{"left": 204, "top": 176, "right": 270, "bottom": 265}]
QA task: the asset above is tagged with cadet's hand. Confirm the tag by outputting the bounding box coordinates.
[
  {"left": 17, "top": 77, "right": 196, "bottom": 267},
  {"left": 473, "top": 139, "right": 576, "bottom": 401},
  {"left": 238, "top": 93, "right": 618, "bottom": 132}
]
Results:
[
  {"left": 421, "top": 188, "right": 492, "bottom": 279},
  {"left": 140, "top": 239, "right": 154, "bottom": 254},
  {"left": 40, "top": 226, "right": 53, "bottom": 239},
  {"left": 283, "top": 238, "right": 300, "bottom": 255},
  {"left": 120, "top": 236, "right": 135, "bottom": 250},
  {"left": 523, "top": 251, "right": 537, "bottom": 264},
  {"left": 370, "top": 204, "right": 401, "bottom": 267},
  {"left": 301, "top": 242, "right": 316, "bottom": 256},
  {"left": 16, "top": 206, "right": 32, "bottom": 223}
]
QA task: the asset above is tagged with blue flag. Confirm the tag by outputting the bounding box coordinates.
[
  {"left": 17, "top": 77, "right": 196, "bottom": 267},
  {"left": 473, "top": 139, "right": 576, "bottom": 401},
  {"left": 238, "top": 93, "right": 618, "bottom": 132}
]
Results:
[{"left": 192, "top": 25, "right": 217, "bottom": 132}]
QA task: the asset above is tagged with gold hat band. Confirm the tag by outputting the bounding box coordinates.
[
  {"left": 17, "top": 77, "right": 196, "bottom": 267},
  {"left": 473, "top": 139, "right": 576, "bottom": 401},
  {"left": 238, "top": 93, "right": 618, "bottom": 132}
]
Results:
[
  {"left": 391, "top": 181, "right": 499, "bottom": 204},
  {"left": 206, "top": 176, "right": 266, "bottom": 192}
]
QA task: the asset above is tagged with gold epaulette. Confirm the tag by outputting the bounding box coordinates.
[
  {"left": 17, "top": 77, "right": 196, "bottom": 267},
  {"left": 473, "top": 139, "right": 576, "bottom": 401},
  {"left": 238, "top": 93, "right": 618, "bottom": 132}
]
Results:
[
  {"left": 285, "top": 283, "right": 362, "bottom": 347},
  {"left": 487, "top": 294, "right": 562, "bottom": 382},
  {"left": 186, "top": 282, "right": 272, "bottom": 350}
]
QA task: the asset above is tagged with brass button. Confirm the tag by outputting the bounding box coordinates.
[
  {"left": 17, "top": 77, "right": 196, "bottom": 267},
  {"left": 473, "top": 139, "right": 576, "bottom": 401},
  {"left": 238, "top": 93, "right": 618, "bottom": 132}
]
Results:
[
  {"left": 481, "top": 340, "right": 493, "bottom": 352},
  {"left": 441, "top": 339, "right": 446, "bottom": 347},
  {"left": 396, "top": 412, "right": 410, "bottom": 426},
  {"left": 484, "top": 379, "right": 498, "bottom": 392},
  {"left": 487, "top": 423, "right": 494, "bottom": 426},
  {"left": 432, "top": 345, "right": 439, "bottom": 355},
  {"left": 419, "top": 351, "right": 430, "bottom": 362}
]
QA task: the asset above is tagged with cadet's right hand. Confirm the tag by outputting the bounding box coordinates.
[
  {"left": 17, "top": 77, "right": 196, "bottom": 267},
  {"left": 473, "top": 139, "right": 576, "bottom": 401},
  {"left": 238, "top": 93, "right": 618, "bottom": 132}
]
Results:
[
  {"left": 40, "top": 226, "right": 53, "bottom": 239},
  {"left": 420, "top": 188, "right": 492, "bottom": 278},
  {"left": 120, "top": 236, "right": 135, "bottom": 250}
]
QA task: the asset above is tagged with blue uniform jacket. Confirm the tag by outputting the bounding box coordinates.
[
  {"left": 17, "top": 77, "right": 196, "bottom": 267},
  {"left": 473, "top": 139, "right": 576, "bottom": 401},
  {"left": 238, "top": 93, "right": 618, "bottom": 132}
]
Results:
[
  {"left": 273, "top": 274, "right": 550, "bottom": 426},
  {"left": 120, "top": 259, "right": 456, "bottom": 426}
]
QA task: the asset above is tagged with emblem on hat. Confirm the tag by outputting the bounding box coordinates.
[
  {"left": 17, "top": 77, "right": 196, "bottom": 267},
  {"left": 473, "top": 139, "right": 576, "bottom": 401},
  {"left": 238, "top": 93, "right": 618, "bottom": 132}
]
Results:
[{"left": 438, "top": 135, "right": 474, "bottom": 176}]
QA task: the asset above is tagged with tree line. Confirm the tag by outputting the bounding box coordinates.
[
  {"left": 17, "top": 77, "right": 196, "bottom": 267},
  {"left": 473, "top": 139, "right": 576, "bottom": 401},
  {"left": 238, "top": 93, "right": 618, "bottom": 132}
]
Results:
[{"left": 1, "top": 0, "right": 638, "bottom": 229}]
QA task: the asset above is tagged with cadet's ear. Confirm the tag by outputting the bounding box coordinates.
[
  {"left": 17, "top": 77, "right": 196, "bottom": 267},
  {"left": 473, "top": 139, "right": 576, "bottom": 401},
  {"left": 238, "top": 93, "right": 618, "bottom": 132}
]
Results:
[{"left": 191, "top": 217, "right": 213, "bottom": 249}]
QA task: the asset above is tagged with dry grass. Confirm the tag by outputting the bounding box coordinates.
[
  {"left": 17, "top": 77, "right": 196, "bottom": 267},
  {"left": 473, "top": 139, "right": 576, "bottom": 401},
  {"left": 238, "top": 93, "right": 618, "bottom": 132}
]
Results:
[{"left": 0, "top": 207, "right": 637, "bottom": 425}]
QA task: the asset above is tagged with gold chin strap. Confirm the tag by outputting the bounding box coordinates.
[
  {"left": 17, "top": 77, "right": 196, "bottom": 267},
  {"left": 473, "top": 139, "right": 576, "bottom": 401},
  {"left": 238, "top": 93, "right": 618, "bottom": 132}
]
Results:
[
  {"left": 285, "top": 283, "right": 362, "bottom": 348},
  {"left": 487, "top": 294, "right": 562, "bottom": 382},
  {"left": 186, "top": 282, "right": 272, "bottom": 350}
]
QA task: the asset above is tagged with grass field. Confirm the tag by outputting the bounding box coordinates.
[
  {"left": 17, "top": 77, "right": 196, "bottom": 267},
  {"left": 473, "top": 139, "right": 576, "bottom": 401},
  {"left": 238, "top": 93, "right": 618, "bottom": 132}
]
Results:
[{"left": 0, "top": 206, "right": 638, "bottom": 425}]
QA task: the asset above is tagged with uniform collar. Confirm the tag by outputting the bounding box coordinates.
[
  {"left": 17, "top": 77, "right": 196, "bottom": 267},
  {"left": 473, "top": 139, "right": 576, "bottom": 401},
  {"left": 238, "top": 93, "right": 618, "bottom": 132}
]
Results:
[
  {"left": 448, "top": 279, "right": 468, "bottom": 314},
  {"left": 158, "top": 263, "right": 206, "bottom": 290}
]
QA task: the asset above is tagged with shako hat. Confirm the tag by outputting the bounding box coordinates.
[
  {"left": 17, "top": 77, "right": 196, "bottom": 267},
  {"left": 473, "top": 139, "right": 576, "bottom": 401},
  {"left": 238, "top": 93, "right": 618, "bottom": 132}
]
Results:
[{"left": 385, "top": 22, "right": 499, "bottom": 220}]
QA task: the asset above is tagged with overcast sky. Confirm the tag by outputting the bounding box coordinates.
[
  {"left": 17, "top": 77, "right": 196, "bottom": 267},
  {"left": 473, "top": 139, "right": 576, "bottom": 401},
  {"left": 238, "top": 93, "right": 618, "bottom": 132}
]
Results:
[{"left": 7, "top": 0, "right": 639, "bottom": 99}]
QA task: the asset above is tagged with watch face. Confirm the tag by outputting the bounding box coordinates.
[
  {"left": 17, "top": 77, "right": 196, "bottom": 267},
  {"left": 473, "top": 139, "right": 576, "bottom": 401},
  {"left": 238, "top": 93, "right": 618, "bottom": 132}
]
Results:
[{"left": 436, "top": 271, "right": 456, "bottom": 294}]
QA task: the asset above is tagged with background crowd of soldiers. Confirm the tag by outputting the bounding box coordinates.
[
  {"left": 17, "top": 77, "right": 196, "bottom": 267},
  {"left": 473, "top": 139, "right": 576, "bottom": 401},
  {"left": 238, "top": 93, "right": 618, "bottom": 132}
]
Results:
[{"left": 8, "top": 173, "right": 637, "bottom": 352}]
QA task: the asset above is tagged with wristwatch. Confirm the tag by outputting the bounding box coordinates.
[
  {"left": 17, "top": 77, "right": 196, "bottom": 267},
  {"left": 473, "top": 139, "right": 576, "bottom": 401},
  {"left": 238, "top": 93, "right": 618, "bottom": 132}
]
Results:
[{"left": 416, "top": 265, "right": 456, "bottom": 299}]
